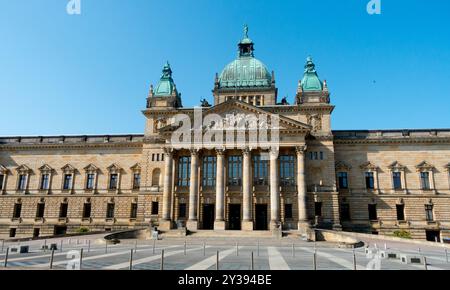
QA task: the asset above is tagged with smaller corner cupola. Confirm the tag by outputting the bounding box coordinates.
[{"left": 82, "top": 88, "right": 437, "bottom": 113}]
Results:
[
  {"left": 146, "top": 61, "right": 182, "bottom": 109},
  {"left": 301, "top": 56, "right": 323, "bottom": 92},
  {"left": 154, "top": 61, "right": 177, "bottom": 97},
  {"left": 238, "top": 24, "right": 254, "bottom": 57},
  {"left": 296, "top": 56, "right": 330, "bottom": 105}
]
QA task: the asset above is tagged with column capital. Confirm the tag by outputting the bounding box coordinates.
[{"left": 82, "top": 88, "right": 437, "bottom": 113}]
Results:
[
  {"left": 163, "top": 147, "right": 174, "bottom": 156},
  {"left": 242, "top": 147, "right": 251, "bottom": 156},
  {"left": 189, "top": 148, "right": 199, "bottom": 157},
  {"left": 295, "top": 145, "right": 307, "bottom": 155},
  {"left": 269, "top": 147, "right": 279, "bottom": 158}
]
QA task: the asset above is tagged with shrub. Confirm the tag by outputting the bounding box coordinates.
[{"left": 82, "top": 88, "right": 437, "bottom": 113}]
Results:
[
  {"left": 393, "top": 230, "right": 412, "bottom": 239},
  {"left": 77, "top": 227, "right": 90, "bottom": 234}
]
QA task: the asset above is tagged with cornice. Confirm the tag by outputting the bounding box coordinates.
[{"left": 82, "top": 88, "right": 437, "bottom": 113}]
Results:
[
  {"left": 0, "top": 142, "right": 143, "bottom": 151},
  {"left": 334, "top": 137, "right": 450, "bottom": 145}
]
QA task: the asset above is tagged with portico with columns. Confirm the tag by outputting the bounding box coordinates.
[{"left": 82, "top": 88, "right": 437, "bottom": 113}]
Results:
[{"left": 145, "top": 25, "right": 340, "bottom": 234}]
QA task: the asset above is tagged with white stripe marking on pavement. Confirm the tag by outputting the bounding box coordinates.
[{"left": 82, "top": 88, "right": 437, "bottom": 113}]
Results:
[
  {"left": 267, "top": 247, "right": 290, "bottom": 270},
  {"left": 185, "top": 247, "right": 236, "bottom": 270}
]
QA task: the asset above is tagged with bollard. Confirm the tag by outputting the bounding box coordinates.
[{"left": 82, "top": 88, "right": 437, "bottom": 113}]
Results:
[
  {"left": 49, "top": 249, "right": 55, "bottom": 269},
  {"left": 236, "top": 242, "right": 239, "bottom": 256},
  {"left": 418, "top": 247, "right": 421, "bottom": 253},
  {"left": 203, "top": 241, "right": 206, "bottom": 256},
  {"left": 134, "top": 240, "right": 138, "bottom": 254},
  {"left": 257, "top": 240, "right": 260, "bottom": 257},
  {"left": 216, "top": 251, "right": 219, "bottom": 270},
  {"left": 153, "top": 239, "right": 156, "bottom": 255},
  {"left": 374, "top": 243, "right": 377, "bottom": 249},
  {"left": 160, "top": 249, "right": 164, "bottom": 270},
  {"left": 79, "top": 248, "right": 84, "bottom": 270},
  {"left": 129, "top": 249, "right": 134, "bottom": 270},
  {"left": 435, "top": 237, "right": 438, "bottom": 243},
  {"left": 424, "top": 257, "right": 428, "bottom": 270},
  {"left": 77, "top": 239, "right": 79, "bottom": 245},
  {"left": 88, "top": 240, "right": 91, "bottom": 253},
  {"left": 105, "top": 242, "right": 108, "bottom": 254},
  {"left": 313, "top": 249, "right": 317, "bottom": 270},
  {"left": 384, "top": 243, "right": 387, "bottom": 250},
  {"left": 292, "top": 244, "right": 295, "bottom": 258},
  {"left": 60, "top": 240, "right": 63, "bottom": 252},
  {"left": 184, "top": 240, "right": 187, "bottom": 256},
  {"left": 4, "top": 248, "right": 9, "bottom": 268},
  {"left": 1, "top": 240, "right": 4, "bottom": 252},
  {"left": 68, "top": 238, "right": 71, "bottom": 244},
  {"left": 353, "top": 249, "right": 357, "bottom": 270},
  {"left": 44, "top": 239, "right": 47, "bottom": 252},
  {"left": 251, "top": 251, "right": 254, "bottom": 270},
  {"left": 446, "top": 249, "right": 448, "bottom": 263}
]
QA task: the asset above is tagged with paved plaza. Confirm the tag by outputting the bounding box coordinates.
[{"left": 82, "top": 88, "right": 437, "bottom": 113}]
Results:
[{"left": 0, "top": 234, "right": 449, "bottom": 270}]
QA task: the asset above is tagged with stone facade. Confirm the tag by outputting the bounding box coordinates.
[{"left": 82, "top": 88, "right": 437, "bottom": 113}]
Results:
[{"left": 0, "top": 28, "right": 449, "bottom": 241}]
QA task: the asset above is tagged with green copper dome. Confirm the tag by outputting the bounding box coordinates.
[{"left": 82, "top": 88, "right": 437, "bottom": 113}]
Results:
[
  {"left": 301, "top": 57, "right": 323, "bottom": 92},
  {"left": 218, "top": 25, "right": 272, "bottom": 88},
  {"left": 154, "top": 62, "right": 176, "bottom": 96}
]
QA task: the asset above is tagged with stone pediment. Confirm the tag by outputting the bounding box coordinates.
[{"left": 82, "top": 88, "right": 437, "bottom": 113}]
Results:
[
  {"left": 0, "top": 164, "right": 9, "bottom": 174},
  {"left": 159, "top": 99, "right": 311, "bottom": 133},
  {"left": 61, "top": 164, "right": 76, "bottom": 173},
  {"left": 39, "top": 164, "right": 53, "bottom": 173},
  {"left": 204, "top": 100, "right": 311, "bottom": 131},
  {"left": 388, "top": 161, "right": 406, "bottom": 171},
  {"left": 360, "top": 161, "right": 378, "bottom": 171},
  {"left": 16, "top": 164, "right": 32, "bottom": 174},
  {"left": 416, "top": 161, "right": 434, "bottom": 171},
  {"left": 107, "top": 163, "right": 122, "bottom": 173},
  {"left": 84, "top": 164, "right": 99, "bottom": 173}
]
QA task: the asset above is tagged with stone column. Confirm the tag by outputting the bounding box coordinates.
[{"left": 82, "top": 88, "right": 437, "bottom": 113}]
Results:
[
  {"left": 214, "top": 149, "right": 226, "bottom": 230},
  {"left": 242, "top": 148, "right": 253, "bottom": 230},
  {"left": 296, "top": 146, "right": 310, "bottom": 233},
  {"left": 269, "top": 148, "right": 280, "bottom": 230},
  {"left": 187, "top": 149, "right": 199, "bottom": 230},
  {"left": 160, "top": 148, "right": 173, "bottom": 230}
]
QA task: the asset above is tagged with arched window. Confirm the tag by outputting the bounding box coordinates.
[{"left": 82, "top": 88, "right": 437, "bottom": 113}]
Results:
[{"left": 152, "top": 168, "right": 161, "bottom": 187}]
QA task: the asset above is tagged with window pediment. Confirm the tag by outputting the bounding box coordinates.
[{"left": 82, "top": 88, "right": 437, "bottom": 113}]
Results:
[
  {"left": 335, "top": 161, "right": 352, "bottom": 171},
  {"left": 360, "top": 161, "right": 378, "bottom": 171},
  {"left": 16, "top": 164, "right": 32, "bottom": 174},
  {"left": 84, "top": 164, "right": 99, "bottom": 173},
  {"left": 39, "top": 164, "right": 53, "bottom": 174},
  {"left": 0, "top": 164, "right": 9, "bottom": 175},
  {"left": 107, "top": 163, "right": 122, "bottom": 174},
  {"left": 61, "top": 164, "right": 76, "bottom": 174},
  {"left": 130, "top": 163, "right": 141, "bottom": 173},
  {"left": 416, "top": 161, "right": 434, "bottom": 172},
  {"left": 388, "top": 161, "right": 406, "bottom": 171}
]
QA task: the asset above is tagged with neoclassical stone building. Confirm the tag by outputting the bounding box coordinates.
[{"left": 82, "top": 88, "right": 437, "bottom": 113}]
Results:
[{"left": 1, "top": 27, "right": 449, "bottom": 240}]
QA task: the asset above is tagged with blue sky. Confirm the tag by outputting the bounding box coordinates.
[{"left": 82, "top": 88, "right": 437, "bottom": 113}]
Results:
[{"left": 0, "top": 0, "right": 449, "bottom": 136}]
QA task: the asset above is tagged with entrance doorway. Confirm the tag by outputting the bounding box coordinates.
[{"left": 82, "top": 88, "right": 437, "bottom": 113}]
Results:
[
  {"left": 426, "top": 230, "right": 441, "bottom": 242},
  {"left": 228, "top": 204, "right": 241, "bottom": 230},
  {"left": 54, "top": 226, "right": 67, "bottom": 236},
  {"left": 202, "top": 204, "right": 215, "bottom": 230},
  {"left": 255, "top": 204, "right": 268, "bottom": 230}
]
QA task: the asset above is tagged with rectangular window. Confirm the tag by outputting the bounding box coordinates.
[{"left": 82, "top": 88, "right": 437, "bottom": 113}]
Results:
[
  {"left": 33, "top": 228, "right": 40, "bottom": 238},
  {"left": 130, "top": 203, "right": 138, "bottom": 219},
  {"left": 280, "top": 155, "right": 295, "bottom": 186},
  {"left": 309, "top": 152, "right": 313, "bottom": 160},
  {"left": 253, "top": 155, "right": 269, "bottom": 186},
  {"left": 228, "top": 156, "right": 242, "bottom": 186},
  {"left": 36, "top": 203, "right": 45, "bottom": 218},
  {"left": 18, "top": 174, "right": 27, "bottom": 190},
  {"left": 365, "top": 172, "right": 375, "bottom": 190},
  {"left": 393, "top": 172, "right": 402, "bottom": 190},
  {"left": 109, "top": 174, "right": 118, "bottom": 190},
  {"left": 9, "top": 228, "right": 16, "bottom": 238},
  {"left": 340, "top": 203, "right": 350, "bottom": 221},
  {"left": 59, "top": 203, "right": 68, "bottom": 218},
  {"left": 178, "top": 203, "right": 187, "bottom": 218},
  {"left": 106, "top": 203, "right": 115, "bottom": 219},
  {"left": 151, "top": 202, "right": 159, "bottom": 215},
  {"left": 425, "top": 204, "right": 434, "bottom": 221},
  {"left": 314, "top": 152, "right": 318, "bottom": 160},
  {"left": 63, "top": 174, "right": 72, "bottom": 190},
  {"left": 40, "top": 174, "right": 50, "bottom": 190},
  {"left": 0, "top": 174, "right": 4, "bottom": 190},
  {"left": 202, "top": 156, "right": 216, "bottom": 187},
  {"left": 86, "top": 173, "right": 95, "bottom": 190},
  {"left": 396, "top": 204, "right": 405, "bottom": 221},
  {"left": 314, "top": 202, "right": 322, "bottom": 217},
  {"left": 13, "top": 203, "right": 21, "bottom": 219},
  {"left": 368, "top": 204, "right": 378, "bottom": 221},
  {"left": 320, "top": 152, "right": 324, "bottom": 160},
  {"left": 284, "top": 204, "right": 293, "bottom": 219},
  {"left": 421, "top": 172, "right": 430, "bottom": 190},
  {"left": 177, "top": 156, "right": 191, "bottom": 187},
  {"left": 133, "top": 173, "right": 141, "bottom": 190},
  {"left": 152, "top": 154, "right": 155, "bottom": 161},
  {"left": 338, "top": 172, "right": 348, "bottom": 189},
  {"left": 83, "top": 203, "right": 91, "bottom": 218}
]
